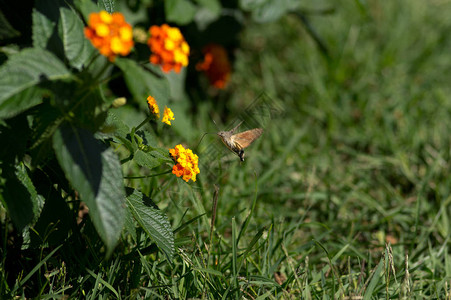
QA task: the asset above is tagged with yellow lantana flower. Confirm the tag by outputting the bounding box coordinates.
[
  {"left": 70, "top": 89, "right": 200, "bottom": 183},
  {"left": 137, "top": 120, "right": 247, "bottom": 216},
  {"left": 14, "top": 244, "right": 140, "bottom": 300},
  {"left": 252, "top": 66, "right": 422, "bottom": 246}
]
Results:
[
  {"left": 147, "top": 96, "right": 160, "bottom": 118},
  {"left": 162, "top": 106, "right": 174, "bottom": 125}
]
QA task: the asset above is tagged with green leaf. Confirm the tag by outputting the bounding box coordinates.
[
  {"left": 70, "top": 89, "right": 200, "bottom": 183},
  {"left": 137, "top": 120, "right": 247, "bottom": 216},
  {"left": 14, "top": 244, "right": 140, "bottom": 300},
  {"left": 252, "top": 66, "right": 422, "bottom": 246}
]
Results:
[
  {"left": 0, "top": 10, "right": 20, "bottom": 40},
  {"left": 240, "top": 0, "right": 299, "bottom": 23},
  {"left": 167, "top": 100, "right": 197, "bottom": 141},
  {"left": 73, "top": 0, "right": 116, "bottom": 16},
  {"left": 164, "top": 68, "right": 186, "bottom": 101},
  {"left": 53, "top": 126, "right": 125, "bottom": 256},
  {"left": 2, "top": 163, "right": 45, "bottom": 232},
  {"left": 59, "top": 7, "right": 95, "bottom": 70},
  {"left": 99, "top": 0, "right": 116, "bottom": 13},
  {"left": 123, "top": 203, "right": 137, "bottom": 241},
  {"left": 0, "top": 86, "right": 44, "bottom": 119},
  {"left": 0, "top": 48, "right": 71, "bottom": 115},
  {"left": 75, "top": 0, "right": 102, "bottom": 20},
  {"left": 101, "top": 111, "right": 135, "bottom": 153},
  {"left": 165, "top": 0, "right": 197, "bottom": 25},
  {"left": 32, "top": 0, "right": 65, "bottom": 57},
  {"left": 104, "top": 111, "right": 131, "bottom": 139},
  {"left": 28, "top": 101, "right": 61, "bottom": 156},
  {"left": 195, "top": 0, "right": 221, "bottom": 14},
  {"left": 140, "top": 129, "right": 160, "bottom": 148},
  {"left": 103, "top": 117, "right": 136, "bottom": 154},
  {"left": 193, "top": 0, "right": 221, "bottom": 30},
  {"left": 126, "top": 188, "right": 174, "bottom": 260},
  {"left": 134, "top": 149, "right": 171, "bottom": 170},
  {"left": 115, "top": 59, "right": 170, "bottom": 109},
  {"left": 32, "top": 7, "right": 56, "bottom": 49}
]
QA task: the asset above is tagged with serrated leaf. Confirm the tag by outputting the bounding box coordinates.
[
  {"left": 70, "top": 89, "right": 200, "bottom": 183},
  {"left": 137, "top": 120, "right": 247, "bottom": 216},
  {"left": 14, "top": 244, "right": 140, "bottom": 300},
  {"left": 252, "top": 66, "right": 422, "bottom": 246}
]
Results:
[
  {"left": 140, "top": 130, "right": 159, "bottom": 148},
  {"left": 152, "top": 148, "right": 173, "bottom": 162},
  {"left": 59, "top": 7, "right": 95, "bottom": 70},
  {"left": 115, "top": 59, "right": 170, "bottom": 109},
  {"left": 123, "top": 204, "right": 137, "bottom": 241},
  {"left": 99, "top": 0, "right": 116, "bottom": 13},
  {"left": 134, "top": 149, "right": 169, "bottom": 170},
  {"left": 2, "top": 163, "right": 45, "bottom": 232},
  {"left": 101, "top": 111, "right": 135, "bottom": 154},
  {"left": 0, "top": 86, "right": 44, "bottom": 119},
  {"left": 126, "top": 188, "right": 174, "bottom": 260},
  {"left": 105, "top": 111, "right": 131, "bottom": 139},
  {"left": 32, "top": 7, "right": 56, "bottom": 49},
  {"left": 165, "top": 0, "right": 197, "bottom": 25},
  {"left": 73, "top": 0, "right": 115, "bottom": 16},
  {"left": 29, "top": 101, "right": 61, "bottom": 151},
  {"left": 0, "top": 48, "right": 71, "bottom": 113},
  {"left": 53, "top": 126, "right": 125, "bottom": 256},
  {"left": 33, "top": 0, "right": 65, "bottom": 57}
]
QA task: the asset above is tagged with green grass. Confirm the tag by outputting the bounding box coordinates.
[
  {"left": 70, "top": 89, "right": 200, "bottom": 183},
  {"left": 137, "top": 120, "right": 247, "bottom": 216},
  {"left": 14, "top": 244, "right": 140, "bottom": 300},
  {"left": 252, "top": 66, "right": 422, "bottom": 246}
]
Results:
[{"left": 2, "top": 0, "right": 451, "bottom": 298}]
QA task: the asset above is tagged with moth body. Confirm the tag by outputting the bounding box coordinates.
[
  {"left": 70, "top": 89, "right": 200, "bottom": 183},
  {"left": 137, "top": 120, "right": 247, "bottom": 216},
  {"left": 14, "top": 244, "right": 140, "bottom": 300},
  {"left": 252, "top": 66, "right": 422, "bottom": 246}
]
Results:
[{"left": 217, "top": 122, "right": 263, "bottom": 161}]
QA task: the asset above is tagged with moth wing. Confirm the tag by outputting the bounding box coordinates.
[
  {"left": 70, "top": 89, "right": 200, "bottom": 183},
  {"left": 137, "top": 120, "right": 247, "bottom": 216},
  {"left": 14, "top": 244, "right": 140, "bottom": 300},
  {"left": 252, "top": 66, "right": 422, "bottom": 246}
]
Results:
[{"left": 232, "top": 128, "right": 263, "bottom": 149}]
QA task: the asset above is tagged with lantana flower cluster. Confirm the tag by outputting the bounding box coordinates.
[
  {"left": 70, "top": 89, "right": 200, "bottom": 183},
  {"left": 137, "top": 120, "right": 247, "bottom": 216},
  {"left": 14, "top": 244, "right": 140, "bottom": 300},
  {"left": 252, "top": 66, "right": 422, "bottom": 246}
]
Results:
[
  {"left": 147, "top": 96, "right": 174, "bottom": 125},
  {"left": 169, "top": 144, "right": 200, "bottom": 182},
  {"left": 84, "top": 11, "right": 134, "bottom": 61},
  {"left": 196, "top": 44, "right": 231, "bottom": 89},
  {"left": 161, "top": 106, "right": 175, "bottom": 125},
  {"left": 147, "top": 95, "right": 160, "bottom": 118},
  {"left": 147, "top": 24, "right": 190, "bottom": 73},
  {"left": 84, "top": 12, "right": 190, "bottom": 74},
  {"left": 84, "top": 10, "right": 235, "bottom": 87}
]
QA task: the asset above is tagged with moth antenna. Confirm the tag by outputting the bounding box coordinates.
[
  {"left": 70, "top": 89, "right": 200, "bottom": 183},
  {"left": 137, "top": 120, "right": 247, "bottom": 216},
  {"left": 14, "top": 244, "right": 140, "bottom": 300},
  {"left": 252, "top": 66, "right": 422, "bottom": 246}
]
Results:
[
  {"left": 211, "top": 116, "right": 220, "bottom": 130},
  {"left": 196, "top": 132, "right": 216, "bottom": 148},
  {"left": 210, "top": 115, "right": 220, "bottom": 131}
]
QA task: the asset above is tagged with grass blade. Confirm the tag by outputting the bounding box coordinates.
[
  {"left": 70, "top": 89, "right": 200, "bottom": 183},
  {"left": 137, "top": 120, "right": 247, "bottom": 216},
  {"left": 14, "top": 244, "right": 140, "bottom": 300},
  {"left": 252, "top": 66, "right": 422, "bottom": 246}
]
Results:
[
  {"left": 363, "top": 258, "right": 384, "bottom": 299},
  {"left": 12, "top": 245, "right": 62, "bottom": 294}
]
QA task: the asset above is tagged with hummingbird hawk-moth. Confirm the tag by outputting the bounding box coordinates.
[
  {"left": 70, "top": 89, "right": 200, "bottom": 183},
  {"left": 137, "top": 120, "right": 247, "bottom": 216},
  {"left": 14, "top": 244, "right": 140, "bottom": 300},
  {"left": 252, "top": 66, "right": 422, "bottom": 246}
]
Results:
[{"left": 217, "top": 122, "right": 263, "bottom": 161}]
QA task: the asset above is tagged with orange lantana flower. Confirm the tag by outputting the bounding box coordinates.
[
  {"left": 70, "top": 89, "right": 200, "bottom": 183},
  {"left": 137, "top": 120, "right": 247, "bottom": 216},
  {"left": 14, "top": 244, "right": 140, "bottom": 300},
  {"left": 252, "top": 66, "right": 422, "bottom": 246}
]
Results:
[
  {"left": 196, "top": 44, "right": 231, "bottom": 89},
  {"left": 147, "top": 96, "right": 160, "bottom": 118},
  {"left": 147, "top": 24, "right": 190, "bottom": 73},
  {"left": 84, "top": 11, "right": 134, "bottom": 61},
  {"left": 162, "top": 106, "right": 174, "bottom": 125},
  {"left": 169, "top": 144, "right": 200, "bottom": 182}
]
